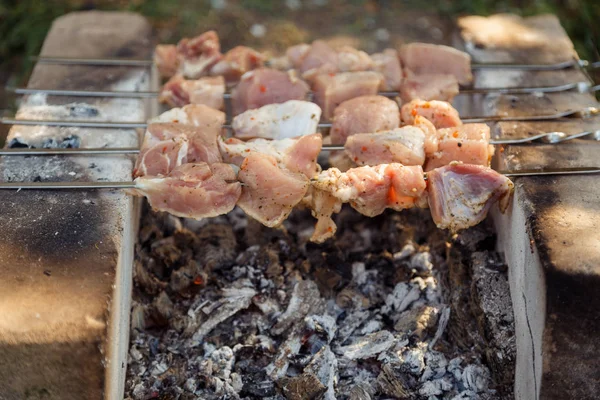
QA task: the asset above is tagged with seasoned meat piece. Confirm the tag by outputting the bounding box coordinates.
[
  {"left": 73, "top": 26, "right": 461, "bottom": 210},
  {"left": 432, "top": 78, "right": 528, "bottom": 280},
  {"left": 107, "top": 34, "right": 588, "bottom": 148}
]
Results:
[
  {"left": 231, "top": 68, "right": 310, "bottom": 115},
  {"left": 210, "top": 46, "right": 264, "bottom": 82},
  {"left": 134, "top": 136, "right": 188, "bottom": 178},
  {"left": 154, "top": 44, "right": 179, "bottom": 78},
  {"left": 399, "top": 43, "right": 473, "bottom": 85},
  {"left": 176, "top": 31, "right": 222, "bottom": 78},
  {"left": 412, "top": 115, "right": 439, "bottom": 156},
  {"left": 232, "top": 100, "right": 321, "bottom": 140},
  {"left": 401, "top": 99, "right": 462, "bottom": 129},
  {"left": 427, "top": 163, "right": 513, "bottom": 231},
  {"left": 303, "top": 186, "right": 343, "bottom": 243},
  {"left": 159, "top": 75, "right": 225, "bottom": 109},
  {"left": 134, "top": 123, "right": 188, "bottom": 177},
  {"left": 336, "top": 46, "right": 373, "bottom": 72},
  {"left": 399, "top": 73, "right": 459, "bottom": 103},
  {"left": 345, "top": 127, "right": 426, "bottom": 166},
  {"left": 425, "top": 123, "right": 494, "bottom": 171},
  {"left": 330, "top": 95, "right": 400, "bottom": 144},
  {"left": 299, "top": 40, "right": 338, "bottom": 78},
  {"left": 237, "top": 153, "right": 310, "bottom": 227},
  {"left": 133, "top": 163, "right": 241, "bottom": 219},
  {"left": 219, "top": 133, "right": 322, "bottom": 178},
  {"left": 314, "top": 72, "right": 384, "bottom": 120},
  {"left": 313, "top": 164, "right": 426, "bottom": 217},
  {"left": 152, "top": 104, "right": 225, "bottom": 134},
  {"left": 286, "top": 43, "right": 311, "bottom": 69},
  {"left": 371, "top": 49, "right": 403, "bottom": 91}
]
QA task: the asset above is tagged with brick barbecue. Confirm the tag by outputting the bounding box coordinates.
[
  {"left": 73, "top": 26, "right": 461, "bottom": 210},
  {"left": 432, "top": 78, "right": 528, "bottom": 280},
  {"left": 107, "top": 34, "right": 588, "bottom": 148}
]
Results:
[{"left": 0, "top": 11, "right": 599, "bottom": 400}]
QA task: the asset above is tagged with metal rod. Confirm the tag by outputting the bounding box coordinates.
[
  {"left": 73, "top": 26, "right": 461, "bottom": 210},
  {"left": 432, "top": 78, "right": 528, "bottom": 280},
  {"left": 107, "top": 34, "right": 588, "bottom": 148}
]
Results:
[
  {"left": 30, "top": 56, "right": 152, "bottom": 67},
  {"left": 0, "top": 117, "right": 147, "bottom": 129},
  {"left": 2, "top": 166, "right": 599, "bottom": 190},
  {"left": 32, "top": 55, "right": 598, "bottom": 72},
  {"left": 0, "top": 147, "right": 140, "bottom": 155},
  {"left": 0, "top": 181, "right": 136, "bottom": 190},
  {"left": 8, "top": 81, "right": 596, "bottom": 99}
]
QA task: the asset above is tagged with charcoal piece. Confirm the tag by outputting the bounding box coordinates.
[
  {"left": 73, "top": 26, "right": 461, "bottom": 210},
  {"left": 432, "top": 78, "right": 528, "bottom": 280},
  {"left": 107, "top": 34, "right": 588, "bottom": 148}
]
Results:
[
  {"left": 68, "top": 104, "right": 99, "bottom": 117},
  {"left": 188, "top": 286, "right": 257, "bottom": 344},
  {"left": 382, "top": 282, "right": 421, "bottom": 316},
  {"left": 394, "top": 305, "right": 439, "bottom": 340},
  {"left": 376, "top": 363, "right": 411, "bottom": 399},
  {"left": 7, "top": 137, "right": 30, "bottom": 148},
  {"left": 336, "top": 310, "right": 371, "bottom": 344},
  {"left": 59, "top": 134, "right": 81, "bottom": 148},
  {"left": 241, "top": 371, "right": 277, "bottom": 397},
  {"left": 271, "top": 280, "right": 323, "bottom": 335},
  {"left": 337, "top": 330, "right": 395, "bottom": 360},
  {"left": 150, "top": 291, "right": 176, "bottom": 326},
  {"left": 42, "top": 138, "right": 59, "bottom": 148},
  {"left": 280, "top": 346, "right": 337, "bottom": 400},
  {"left": 267, "top": 323, "right": 304, "bottom": 380}
]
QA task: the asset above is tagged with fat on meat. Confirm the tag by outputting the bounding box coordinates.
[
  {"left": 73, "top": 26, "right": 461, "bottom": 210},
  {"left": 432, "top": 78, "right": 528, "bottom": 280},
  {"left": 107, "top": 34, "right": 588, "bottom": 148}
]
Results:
[
  {"left": 210, "top": 46, "right": 264, "bottom": 82},
  {"left": 219, "top": 133, "right": 323, "bottom": 178},
  {"left": 313, "top": 164, "right": 426, "bottom": 217},
  {"left": 336, "top": 46, "right": 373, "bottom": 72},
  {"left": 303, "top": 186, "right": 343, "bottom": 243},
  {"left": 134, "top": 123, "right": 189, "bottom": 177},
  {"left": 427, "top": 163, "right": 513, "bottom": 231},
  {"left": 231, "top": 100, "right": 321, "bottom": 140},
  {"left": 425, "top": 123, "right": 494, "bottom": 171},
  {"left": 152, "top": 104, "right": 225, "bottom": 133},
  {"left": 314, "top": 72, "right": 384, "bottom": 120},
  {"left": 345, "top": 127, "right": 426, "bottom": 167},
  {"left": 399, "top": 72, "right": 459, "bottom": 103},
  {"left": 399, "top": 43, "right": 473, "bottom": 85},
  {"left": 154, "top": 44, "right": 179, "bottom": 78},
  {"left": 412, "top": 115, "right": 439, "bottom": 156},
  {"left": 133, "top": 163, "right": 241, "bottom": 219},
  {"left": 159, "top": 75, "right": 225, "bottom": 109},
  {"left": 237, "top": 153, "right": 310, "bottom": 227},
  {"left": 330, "top": 95, "right": 400, "bottom": 144},
  {"left": 401, "top": 99, "right": 462, "bottom": 129},
  {"left": 231, "top": 68, "right": 310, "bottom": 115},
  {"left": 176, "top": 31, "right": 222, "bottom": 78},
  {"left": 371, "top": 49, "right": 403, "bottom": 91}
]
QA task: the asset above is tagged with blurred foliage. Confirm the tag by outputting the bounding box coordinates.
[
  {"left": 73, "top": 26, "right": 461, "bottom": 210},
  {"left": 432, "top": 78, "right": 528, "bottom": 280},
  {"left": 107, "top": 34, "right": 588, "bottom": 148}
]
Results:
[{"left": 0, "top": 0, "right": 598, "bottom": 80}]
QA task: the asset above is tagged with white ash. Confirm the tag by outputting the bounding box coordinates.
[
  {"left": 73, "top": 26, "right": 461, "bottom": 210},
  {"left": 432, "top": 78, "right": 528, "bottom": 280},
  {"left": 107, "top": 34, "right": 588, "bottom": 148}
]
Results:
[{"left": 126, "top": 207, "right": 507, "bottom": 399}]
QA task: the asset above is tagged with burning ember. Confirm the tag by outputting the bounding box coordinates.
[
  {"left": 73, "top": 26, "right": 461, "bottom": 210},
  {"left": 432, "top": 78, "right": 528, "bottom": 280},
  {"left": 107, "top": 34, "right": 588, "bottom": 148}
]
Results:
[{"left": 125, "top": 204, "right": 514, "bottom": 399}]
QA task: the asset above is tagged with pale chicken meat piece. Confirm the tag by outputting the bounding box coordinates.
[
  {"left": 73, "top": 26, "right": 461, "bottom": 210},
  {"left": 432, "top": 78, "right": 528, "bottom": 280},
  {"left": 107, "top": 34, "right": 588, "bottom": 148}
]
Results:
[
  {"left": 425, "top": 123, "right": 494, "bottom": 171},
  {"left": 412, "top": 115, "right": 438, "bottom": 156},
  {"left": 231, "top": 68, "right": 310, "bottom": 115},
  {"left": 151, "top": 104, "right": 225, "bottom": 134},
  {"left": 427, "top": 163, "right": 513, "bottom": 231},
  {"left": 237, "top": 153, "right": 310, "bottom": 227},
  {"left": 159, "top": 75, "right": 225, "bottom": 109},
  {"left": 399, "top": 43, "right": 473, "bottom": 85},
  {"left": 231, "top": 100, "right": 321, "bottom": 140},
  {"left": 401, "top": 99, "right": 462, "bottom": 129},
  {"left": 399, "top": 73, "right": 459, "bottom": 103},
  {"left": 345, "top": 127, "right": 426, "bottom": 167},
  {"left": 303, "top": 186, "right": 343, "bottom": 243},
  {"left": 336, "top": 46, "right": 373, "bottom": 72},
  {"left": 299, "top": 40, "right": 338, "bottom": 79},
  {"left": 154, "top": 44, "right": 179, "bottom": 78},
  {"left": 314, "top": 72, "right": 384, "bottom": 120},
  {"left": 176, "top": 30, "right": 222, "bottom": 78},
  {"left": 132, "top": 163, "right": 242, "bottom": 220},
  {"left": 370, "top": 49, "right": 403, "bottom": 91},
  {"left": 286, "top": 43, "right": 311, "bottom": 69},
  {"left": 313, "top": 164, "right": 426, "bottom": 217},
  {"left": 210, "top": 46, "right": 265, "bottom": 83},
  {"left": 330, "top": 95, "right": 400, "bottom": 144},
  {"left": 219, "top": 133, "right": 323, "bottom": 178},
  {"left": 134, "top": 123, "right": 190, "bottom": 177}
]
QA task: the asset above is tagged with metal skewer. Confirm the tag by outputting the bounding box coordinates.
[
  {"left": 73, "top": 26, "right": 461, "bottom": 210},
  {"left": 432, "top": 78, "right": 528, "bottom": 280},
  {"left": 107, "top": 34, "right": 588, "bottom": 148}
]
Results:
[
  {"left": 8, "top": 81, "right": 598, "bottom": 99},
  {"left": 29, "top": 55, "right": 600, "bottom": 71},
  {"left": 3, "top": 107, "right": 598, "bottom": 130},
  {"left": 1, "top": 130, "right": 598, "bottom": 156},
  {"left": 1, "top": 166, "right": 599, "bottom": 190}
]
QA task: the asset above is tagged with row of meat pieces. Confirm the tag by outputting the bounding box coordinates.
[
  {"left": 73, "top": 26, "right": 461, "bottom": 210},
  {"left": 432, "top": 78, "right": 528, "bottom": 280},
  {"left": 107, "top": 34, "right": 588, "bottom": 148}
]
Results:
[
  {"left": 133, "top": 98, "right": 493, "bottom": 181},
  {"left": 156, "top": 30, "right": 473, "bottom": 115},
  {"left": 132, "top": 160, "right": 513, "bottom": 243}
]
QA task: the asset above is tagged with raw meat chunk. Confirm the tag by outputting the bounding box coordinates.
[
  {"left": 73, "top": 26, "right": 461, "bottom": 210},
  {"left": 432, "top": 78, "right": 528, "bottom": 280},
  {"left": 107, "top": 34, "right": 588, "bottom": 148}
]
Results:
[
  {"left": 345, "top": 127, "right": 426, "bottom": 166},
  {"left": 425, "top": 123, "right": 494, "bottom": 171},
  {"left": 399, "top": 43, "right": 473, "bottom": 85},
  {"left": 401, "top": 99, "right": 462, "bottom": 129},
  {"left": 159, "top": 75, "right": 225, "bottom": 109}
]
